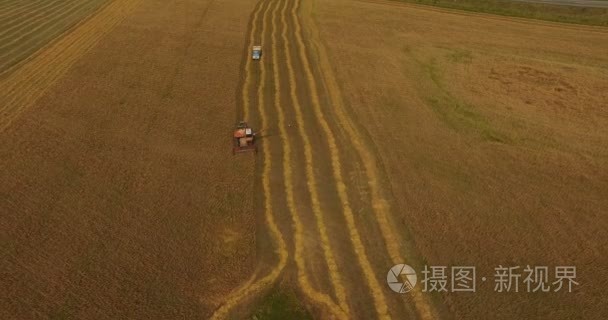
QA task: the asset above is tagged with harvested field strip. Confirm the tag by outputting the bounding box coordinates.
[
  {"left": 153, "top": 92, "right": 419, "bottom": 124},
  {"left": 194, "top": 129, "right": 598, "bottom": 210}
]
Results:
[
  {"left": 0, "top": 0, "right": 102, "bottom": 59},
  {"left": 0, "top": 0, "right": 64, "bottom": 34},
  {"left": 0, "top": 0, "right": 110, "bottom": 74},
  {"left": 302, "top": 0, "right": 438, "bottom": 318},
  {"left": 292, "top": 0, "right": 390, "bottom": 318},
  {"left": 241, "top": 0, "right": 265, "bottom": 121},
  {"left": 0, "top": 0, "right": 119, "bottom": 98},
  {"left": 274, "top": 0, "right": 348, "bottom": 318},
  {"left": 0, "top": 1, "right": 43, "bottom": 20},
  {"left": 279, "top": 0, "right": 351, "bottom": 315},
  {"left": 210, "top": 1, "right": 289, "bottom": 318},
  {"left": 0, "top": 0, "right": 126, "bottom": 108},
  {"left": 0, "top": 0, "right": 141, "bottom": 132},
  {"left": 0, "top": 0, "right": 97, "bottom": 48}
]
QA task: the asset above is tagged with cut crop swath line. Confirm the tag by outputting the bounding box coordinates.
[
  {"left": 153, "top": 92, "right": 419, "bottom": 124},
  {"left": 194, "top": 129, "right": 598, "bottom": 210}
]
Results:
[
  {"left": 0, "top": 1, "right": 23, "bottom": 15},
  {"left": 0, "top": 0, "right": 42, "bottom": 15},
  {"left": 0, "top": 0, "right": 100, "bottom": 70},
  {"left": 279, "top": 0, "right": 353, "bottom": 316},
  {"left": 0, "top": 0, "right": 64, "bottom": 36},
  {"left": 0, "top": 0, "right": 73, "bottom": 41},
  {"left": 0, "top": 0, "right": 111, "bottom": 77},
  {"left": 241, "top": 0, "right": 265, "bottom": 121},
  {"left": 0, "top": 0, "right": 125, "bottom": 113},
  {"left": 302, "top": 0, "right": 439, "bottom": 318},
  {"left": 0, "top": 0, "right": 65, "bottom": 34},
  {"left": 0, "top": 0, "right": 142, "bottom": 132},
  {"left": 274, "top": 0, "right": 349, "bottom": 318},
  {"left": 0, "top": 0, "right": 131, "bottom": 106},
  {"left": 0, "top": 0, "right": 95, "bottom": 71},
  {"left": 0, "top": 1, "right": 96, "bottom": 52},
  {"left": 0, "top": 0, "right": 95, "bottom": 50},
  {"left": 210, "top": 1, "right": 288, "bottom": 319},
  {"left": 292, "top": 0, "right": 392, "bottom": 318},
  {"left": 0, "top": 0, "right": 98, "bottom": 55},
  {"left": 0, "top": 0, "right": 44, "bottom": 20}
]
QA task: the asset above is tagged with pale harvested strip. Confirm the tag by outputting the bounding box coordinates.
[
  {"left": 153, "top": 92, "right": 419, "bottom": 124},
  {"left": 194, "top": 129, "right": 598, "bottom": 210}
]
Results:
[
  {"left": 0, "top": 0, "right": 142, "bottom": 132},
  {"left": 273, "top": 0, "right": 349, "bottom": 318},
  {"left": 0, "top": 0, "right": 88, "bottom": 49},
  {"left": 211, "top": 1, "right": 289, "bottom": 318},
  {"left": 0, "top": 0, "right": 66, "bottom": 38},
  {"left": 240, "top": 0, "right": 264, "bottom": 121},
  {"left": 277, "top": 0, "right": 351, "bottom": 316},
  {"left": 301, "top": 0, "right": 439, "bottom": 318},
  {"left": 0, "top": 0, "right": 34, "bottom": 18},
  {"left": 292, "top": 0, "right": 392, "bottom": 317},
  {"left": 0, "top": 0, "right": 42, "bottom": 20},
  {"left": 0, "top": 0, "right": 109, "bottom": 74},
  {"left": 0, "top": 0, "right": 99, "bottom": 56},
  {"left": 0, "top": 0, "right": 94, "bottom": 55}
]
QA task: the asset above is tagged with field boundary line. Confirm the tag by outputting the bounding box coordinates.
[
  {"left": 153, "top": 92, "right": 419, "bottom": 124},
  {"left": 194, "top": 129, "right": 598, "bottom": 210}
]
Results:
[
  {"left": 292, "top": 0, "right": 391, "bottom": 318},
  {"left": 356, "top": 0, "right": 608, "bottom": 33},
  {"left": 275, "top": 0, "right": 349, "bottom": 318},
  {"left": 0, "top": 0, "right": 142, "bottom": 132},
  {"left": 210, "top": 2, "right": 289, "bottom": 318},
  {"left": 302, "top": 0, "right": 439, "bottom": 318}
]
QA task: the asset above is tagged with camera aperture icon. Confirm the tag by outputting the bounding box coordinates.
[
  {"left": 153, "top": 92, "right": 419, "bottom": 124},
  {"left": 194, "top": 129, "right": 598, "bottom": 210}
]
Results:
[{"left": 387, "top": 264, "right": 417, "bottom": 293}]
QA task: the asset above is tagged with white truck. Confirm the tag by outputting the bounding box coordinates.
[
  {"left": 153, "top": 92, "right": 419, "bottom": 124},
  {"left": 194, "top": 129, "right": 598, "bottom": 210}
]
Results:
[{"left": 252, "top": 46, "right": 262, "bottom": 60}]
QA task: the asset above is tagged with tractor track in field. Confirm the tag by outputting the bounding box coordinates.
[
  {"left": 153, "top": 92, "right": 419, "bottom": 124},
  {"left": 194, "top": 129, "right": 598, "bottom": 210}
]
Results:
[{"left": 216, "top": 0, "right": 441, "bottom": 318}]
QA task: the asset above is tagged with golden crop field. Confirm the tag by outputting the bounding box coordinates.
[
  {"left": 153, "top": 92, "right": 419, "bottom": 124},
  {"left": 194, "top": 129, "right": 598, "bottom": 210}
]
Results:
[
  {"left": 2, "top": 0, "right": 607, "bottom": 319},
  {"left": 314, "top": 0, "right": 608, "bottom": 318},
  {"left": 0, "top": 0, "right": 112, "bottom": 75},
  {"left": 1, "top": 0, "right": 257, "bottom": 318}
]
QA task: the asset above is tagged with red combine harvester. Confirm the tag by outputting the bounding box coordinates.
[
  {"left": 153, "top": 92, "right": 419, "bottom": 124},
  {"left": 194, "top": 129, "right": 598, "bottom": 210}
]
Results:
[{"left": 233, "top": 121, "right": 258, "bottom": 155}]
